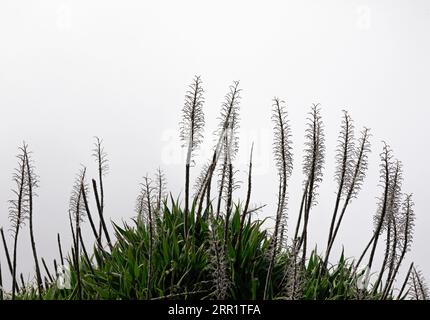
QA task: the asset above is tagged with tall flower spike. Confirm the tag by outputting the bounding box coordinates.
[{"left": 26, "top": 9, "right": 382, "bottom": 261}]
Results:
[
  {"left": 327, "top": 111, "right": 355, "bottom": 248},
  {"left": 367, "top": 142, "right": 393, "bottom": 274},
  {"left": 220, "top": 94, "right": 240, "bottom": 162},
  {"left": 399, "top": 194, "right": 415, "bottom": 255},
  {"left": 375, "top": 159, "right": 403, "bottom": 291},
  {"left": 348, "top": 128, "right": 371, "bottom": 199},
  {"left": 92, "top": 137, "right": 109, "bottom": 177},
  {"left": 383, "top": 193, "right": 415, "bottom": 297},
  {"left": 154, "top": 167, "right": 167, "bottom": 213},
  {"left": 8, "top": 144, "right": 30, "bottom": 299},
  {"left": 69, "top": 167, "right": 88, "bottom": 227},
  {"left": 299, "top": 104, "right": 325, "bottom": 262},
  {"left": 202, "top": 81, "right": 241, "bottom": 295},
  {"left": 386, "top": 161, "right": 404, "bottom": 257},
  {"left": 9, "top": 147, "right": 29, "bottom": 236},
  {"left": 69, "top": 166, "right": 87, "bottom": 299},
  {"left": 23, "top": 144, "right": 43, "bottom": 298},
  {"left": 196, "top": 81, "right": 241, "bottom": 218},
  {"left": 271, "top": 97, "right": 293, "bottom": 249},
  {"left": 92, "top": 137, "right": 109, "bottom": 238},
  {"left": 216, "top": 146, "right": 229, "bottom": 219},
  {"left": 382, "top": 160, "right": 403, "bottom": 232},
  {"left": 216, "top": 106, "right": 241, "bottom": 219},
  {"left": 219, "top": 93, "right": 242, "bottom": 271},
  {"left": 408, "top": 266, "right": 429, "bottom": 300},
  {"left": 264, "top": 98, "right": 293, "bottom": 300},
  {"left": 180, "top": 76, "right": 205, "bottom": 235},
  {"left": 193, "top": 161, "right": 210, "bottom": 200},
  {"left": 302, "top": 104, "right": 325, "bottom": 208},
  {"left": 135, "top": 175, "right": 156, "bottom": 228},
  {"left": 180, "top": 75, "right": 205, "bottom": 166},
  {"left": 335, "top": 111, "right": 356, "bottom": 197},
  {"left": 324, "top": 127, "right": 371, "bottom": 266},
  {"left": 216, "top": 81, "right": 241, "bottom": 148},
  {"left": 214, "top": 82, "right": 241, "bottom": 214}
]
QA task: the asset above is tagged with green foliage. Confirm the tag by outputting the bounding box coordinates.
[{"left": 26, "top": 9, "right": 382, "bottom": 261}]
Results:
[{"left": 19, "top": 199, "right": 379, "bottom": 300}]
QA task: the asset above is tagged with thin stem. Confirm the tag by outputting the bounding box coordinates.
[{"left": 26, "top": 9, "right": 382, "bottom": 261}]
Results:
[
  {"left": 24, "top": 149, "right": 43, "bottom": 298},
  {"left": 0, "top": 228, "right": 15, "bottom": 288},
  {"left": 397, "top": 262, "right": 414, "bottom": 299},
  {"left": 223, "top": 163, "right": 233, "bottom": 251},
  {"left": 355, "top": 233, "right": 375, "bottom": 271},
  {"left": 41, "top": 257, "right": 53, "bottom": 283},
  {"left": 368, "top": 145, "right": 391, "bottom": 271},
  {"left": 294, "top": 181, "right": 308, "bottom": 242},
  {"left": 384, "top": 198, "right": 413, "bottom": 297},
  {"left": 79, "top": 230, "right": 95, "bottom": 274},
  {"left": 0, "top": 258, "right": 3, "bottom": 300},
  {"left": 374, "top": 221, "right": 391, "bottom": 293},
  {"left": 235, "top": 143, "right": 253, "bottom": 259},
  {"left": 11, "top": 155, "right": 26, "bottom": 299},
  {"left": 216, "top": 151, "right": 227, "bottom": 220},
  {"left": 184, "top": 164, "right": 190, "bottom": 237},
  {"left": 81, "top": 183, "right": 102, "bottom": 249},
  {"left": 92, "top": 179, "right": 112, "bottom": 250}
]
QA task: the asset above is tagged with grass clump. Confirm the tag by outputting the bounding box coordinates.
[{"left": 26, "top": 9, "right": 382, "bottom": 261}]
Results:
[{"left": 19, "top": 200, "right": 377, "bottom": 300}]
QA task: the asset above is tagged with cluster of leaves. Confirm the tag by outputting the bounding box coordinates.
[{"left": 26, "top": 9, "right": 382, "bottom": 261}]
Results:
[{"left": 18, "top": 199, "right": 378, "bottom": 300}]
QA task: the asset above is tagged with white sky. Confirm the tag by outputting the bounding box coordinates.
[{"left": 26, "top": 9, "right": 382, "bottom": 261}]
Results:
[{"left": 0, "top": 0, "right": 429, "bottom": 292}]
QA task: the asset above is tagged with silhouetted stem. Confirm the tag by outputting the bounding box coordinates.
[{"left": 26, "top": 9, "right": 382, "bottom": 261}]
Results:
[
  {"left": 325, "top": 130, "right": 368, "bottom": 265},
  {"left": 397, "top": 262, "right": 414, "bottom": 299},
  {"left": 235, "top": 144, "right": 253, "bottom": 260},
  {"left": 0, "top": 258, "right": 3, "bottom": 300},
  {"left": 216, "top": 154, "right": 227, "bottom": 220},
  {"left": 74, "top": 190, "right": 83, "bottom": 300},
  {"left": 79, "top": 231, "right": 95, "bottom": 274},
  {"left": 355, "top": 233, "right": 375, "bottom": 271},
  {"left": 374, "top": 222, "right": 391, "bottom": 293},
  {"left": 223, "top": 163, "right": 233, "bottom": 251},
  {"left": 96, "top": 145, "right": 105, "bottom": 241},
  {"left": 24, "top": 150, "right": 43, "bottom": 298},
  {"left": 294, "top": 181, "right": 308, "bottom": 242},
  {"left": 68, "top": 210, "right": 76, "bottom": 259},
  {"left": 81, "top": 183, "right": 102, "bottom": 249},
  {"left": 92, "top": 179, "right": 112, "bottom": 250},
  {"left": 41, "top": 257, "right": 53, "bottom": 283},
  {"left": 11, "top": 158, "right": 26, "bottom": 300},
  {"left": 326, "top": 115, "right": 351, "bottom": 252},
  {"left": 385, "top": 203, "right": 412, "bottom": 298},
  {"left": 53, "top": 259, "right": 58, "bottom": 275},
  {"left": 184, "top": 164, "right": 190, "bottom": 237},
  {"left": 20, "top": 273, "right": 25, "bottom": 291},
  {"left": 0, "top": 228, "right": 15, "bottom": 288},
  {"left": 368, "top": 146, "right": 391, "bottom": 272},
  {"left": 382, "top": 222, "right": 398, "bottom": 298}
]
